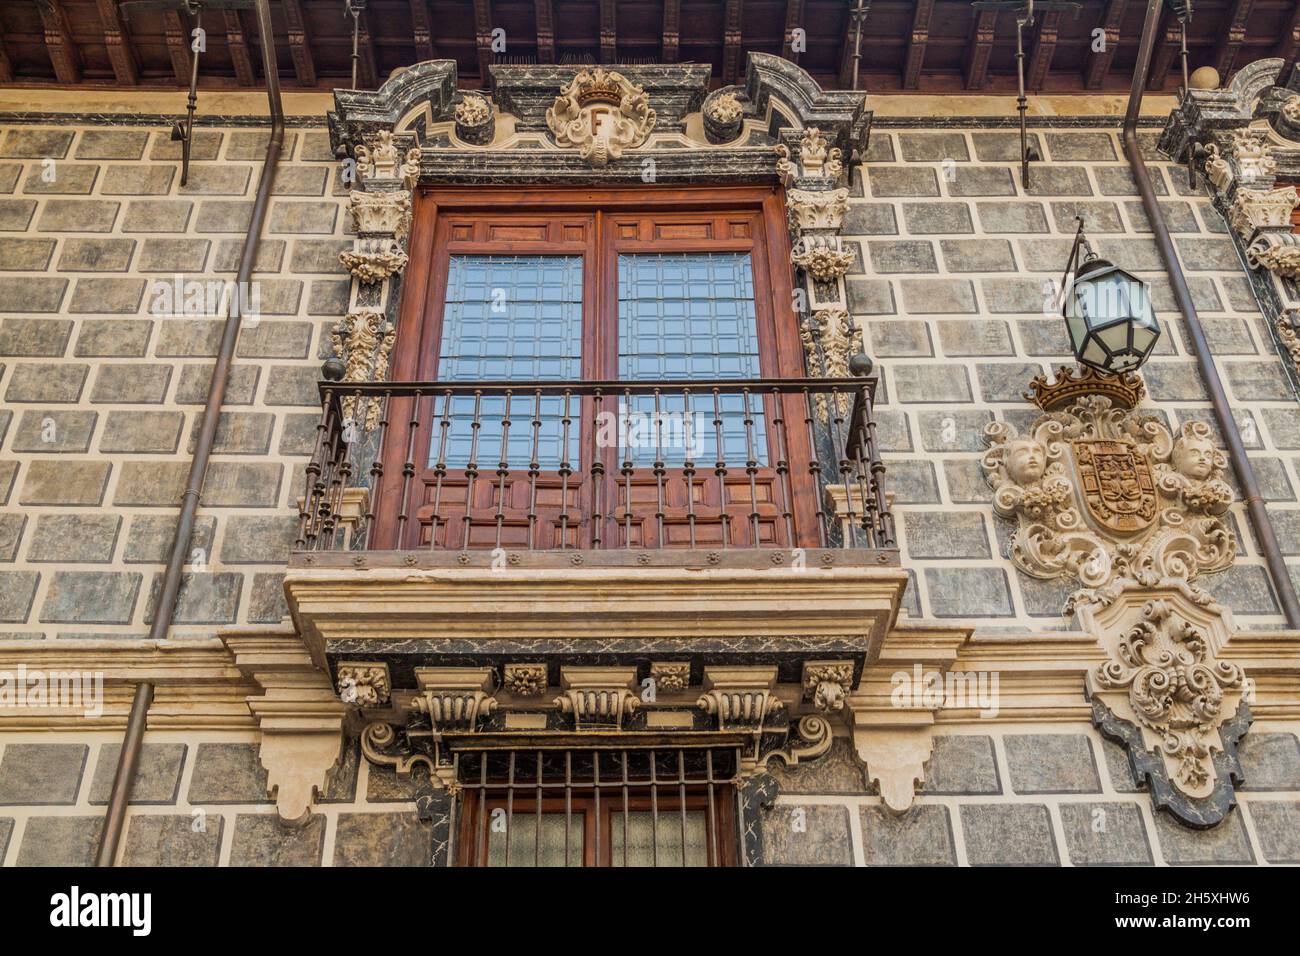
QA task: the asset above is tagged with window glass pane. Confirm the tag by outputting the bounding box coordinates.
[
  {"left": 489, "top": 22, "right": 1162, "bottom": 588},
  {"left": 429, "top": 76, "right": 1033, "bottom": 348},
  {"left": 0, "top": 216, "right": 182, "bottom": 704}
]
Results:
[
  {"left": 485, "top": 811, "right": 584, "bottom": 867},
  {"left": 435, "top": 254, "right": 582, "bottom": 467},
  {"left": 617, "top": 252, "right": 767, "bottom": 467},
  {"left": 610, "top": 810, "right": 709, "bottom": 867}
]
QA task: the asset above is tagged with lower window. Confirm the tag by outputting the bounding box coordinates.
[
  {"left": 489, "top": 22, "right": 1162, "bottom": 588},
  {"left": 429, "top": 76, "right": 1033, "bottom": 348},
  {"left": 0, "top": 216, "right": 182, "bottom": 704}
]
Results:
[{"left": 453, "top": 748, "right": 738, "bottom": 867}]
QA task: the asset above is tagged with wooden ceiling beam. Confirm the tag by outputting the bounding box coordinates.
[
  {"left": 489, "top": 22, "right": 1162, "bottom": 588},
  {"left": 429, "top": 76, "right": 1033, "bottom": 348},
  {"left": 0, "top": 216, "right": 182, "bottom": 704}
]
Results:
[
  {"left": 663, "top": 0, "right": 680, "bottom": 63},
  {"left": 901, "top": 0, "right": 935, "bottom": 90},
  {"left": 162, "top": 10, "right": 191, "bottom": 86},
  {"left": 410, "top": 0, "right": 435, "bottom": 61},
  {"left": 35, "top": 0, "right": 81, "bottom": 85},
  {"left": 282, "top": 0, "right": 316, "bottom": 85},
  {"left": 358, "top": 3, "right": 379, "bottom": 88},
  {"left": 473, "top": 0, "right": 493, "bottom": 80},
  {"left": 1025, "top": 9, "right": 1061, "bottom": 92},
  {"left": 0, "top": 32, "right": 13, "bottom": 84},
  {"left": 95, "top": 0, "right": 138, "bottom": 85},
  {"left": 1277, "top": 1, "right": 1300, "bottom": 87},
  {"left": 963, "top": 8, "right": 997, "bottom": 90},
  {"left": 600, "top": 0, "right": 617, "bottom": 62},
  {"left": 722, "top": 0, "right": 743, "bottom": 84},
  {"left": 781, "top": 0, "right": 805, "bottom": 62},
  {"left": 224, "top": 8, "right": 256, "bottom": 86},
  {"left": 837, "top": 0, "right": 871, "bottom": 89},
  {"left": 1083, "top": 0, "right": 1124, "bottom": 89},
  {"left": 534, "top": 0, "right": 555, "bottom": 63},
  {"left": 1213, "top": 0, "right": 1253, "bottom": 79},
  {"left": 1147, "top": 11, "right": 1181, "bottom": 91}
]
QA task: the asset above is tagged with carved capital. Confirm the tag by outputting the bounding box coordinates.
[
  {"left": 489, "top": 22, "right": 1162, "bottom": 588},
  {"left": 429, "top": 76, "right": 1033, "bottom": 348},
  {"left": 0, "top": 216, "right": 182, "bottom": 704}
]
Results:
[
  {"left": 1225, "top": 185, "right": 1300, "bottom": 243},
  {"left": 786, "top": 186, "right": 849, "bottom": 232},
  {"left": 776, "top": 126, "right": 844, "bottom": 186},
  {"left": 347, "top": 188, "right": 412, "bottom": 239}
]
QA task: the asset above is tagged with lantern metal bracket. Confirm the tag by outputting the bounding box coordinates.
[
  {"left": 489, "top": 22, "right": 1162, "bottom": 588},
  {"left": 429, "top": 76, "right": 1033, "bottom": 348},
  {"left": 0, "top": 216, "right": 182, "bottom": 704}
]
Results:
[{"left": 1058, "top": 216, "right": 1094, "bottom": 309}]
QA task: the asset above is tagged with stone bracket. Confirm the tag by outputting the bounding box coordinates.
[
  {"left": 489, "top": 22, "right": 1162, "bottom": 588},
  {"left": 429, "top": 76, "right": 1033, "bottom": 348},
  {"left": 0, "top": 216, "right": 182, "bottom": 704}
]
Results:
[{"left": 223, "top": 631, "right": 346, "bottom": 827}]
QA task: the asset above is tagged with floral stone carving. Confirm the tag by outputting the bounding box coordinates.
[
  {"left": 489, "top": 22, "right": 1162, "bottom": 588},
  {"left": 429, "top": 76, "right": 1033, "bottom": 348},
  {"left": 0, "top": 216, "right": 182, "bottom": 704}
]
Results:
[
  {"left": 545, "top": 67, "right": 656, "bottom": 166},
  {"left": 982, "top": 369, "right": 1235, "bottom": 612},
  {"left": 340, "top": 240, "right": 409, "bottom": 284}
]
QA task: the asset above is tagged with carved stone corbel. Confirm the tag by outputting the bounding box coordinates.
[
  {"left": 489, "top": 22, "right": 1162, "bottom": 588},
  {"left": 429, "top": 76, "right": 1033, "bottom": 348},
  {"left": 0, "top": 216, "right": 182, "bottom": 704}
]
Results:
[
  {"left": 223, "top": 631, "right": 346, "bottom": 826},
  {"left": 844, "top": 623, "right": 970, "bottom": 813},
  {"left": 414, "top": 666, "right": 498, "bottom": 736},
  {"left": 554, "top": 666, "right": 639, "bottom": 729},
  {"left": 697, "top": 665, "right": 782, "bottom": 731}
]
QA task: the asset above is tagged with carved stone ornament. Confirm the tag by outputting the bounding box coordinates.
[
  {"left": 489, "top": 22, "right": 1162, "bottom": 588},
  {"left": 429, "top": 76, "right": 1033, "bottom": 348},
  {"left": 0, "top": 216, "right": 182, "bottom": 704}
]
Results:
[
  {"left": 1081, "top": 583, "right": 1249, "bottom": 826},
  {"left": 330, "top": 309, "right": 395, "bottom": 431},
  {"left": 791, "top": 235, "right": 855, "bottom": 281},
  {"left": 454, "top": 93, "right": 494, "bottom": 146},
  {"left": 800, "top": 307, "right": 863, "bottom": 378},
  {"left": 786, "top": 187, "right": 850, "bottom": 231},
  {"left": 354, "top": 129, "right": 421, "bottom": 190},
  {"left": 1282, "top": 94, "right": 1300, "bottom": 126},
  {"left": 340, "top": 239, "right": 410, "bottom": 284},
  {"left": 707, "top": 90, "right": 744, "bottom": 125},
  {"left": 347, "top": 188, "right": 412, "bottom": 239},
  {"left": 802, "top": 661, "right": 853, "bottom": 713},
  {"left": 455, "top": 93, "right": 491, "bottom": 127},
  {"left": 1203, "top": 142, "right": 1233, "bottom": 192},
  {"left": 650, "top": 661, "right": 690, "bottom": 693},
  {"left": 545, "top": 67, "right": 656, "bottom": 166},
  {"left": 335, "top": 662, "right": 391, "bottom": 707},
  {"left": 1226, "top": 127, "right": 1277, "bottom": 185},
  {"left": 775, "top": 126, "right": 844, "bottom": 186},
  {"left": 502, "top": 662, "right": 547, "bottom": 697},
  {"left": 982, "top": 367, "right": 1235, "bottom": 612},
  {"left": 1246, "top": 233, "right": 1300, "bottom": 278}
]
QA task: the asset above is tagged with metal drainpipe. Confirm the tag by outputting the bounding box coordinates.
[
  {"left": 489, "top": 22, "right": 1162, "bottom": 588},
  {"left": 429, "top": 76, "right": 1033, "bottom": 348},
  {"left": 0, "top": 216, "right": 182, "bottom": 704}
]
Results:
[
  {"left": 1122, "top": 0, "right": 1300, "bottom": 628},
  {"left": 94, "top": 0, "right": 285, "bottom": 866}
]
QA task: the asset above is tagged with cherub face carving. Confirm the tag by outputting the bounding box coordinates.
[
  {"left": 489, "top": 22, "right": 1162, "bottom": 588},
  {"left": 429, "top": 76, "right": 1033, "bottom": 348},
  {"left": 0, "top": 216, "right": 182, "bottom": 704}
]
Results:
[
  {"left": 1173, "top": 435, "right": 1215, "bottom": 481},
  {"left": 1006, "top": 438, "right": 1047, "bottom": 486}
]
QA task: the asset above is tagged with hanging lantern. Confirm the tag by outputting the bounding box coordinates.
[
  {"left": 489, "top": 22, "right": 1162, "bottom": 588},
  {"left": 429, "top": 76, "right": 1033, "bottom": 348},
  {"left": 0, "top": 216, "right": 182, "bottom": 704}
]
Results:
[{"left": 1061, "top": 219, "right": 1160, "bottom": 375}]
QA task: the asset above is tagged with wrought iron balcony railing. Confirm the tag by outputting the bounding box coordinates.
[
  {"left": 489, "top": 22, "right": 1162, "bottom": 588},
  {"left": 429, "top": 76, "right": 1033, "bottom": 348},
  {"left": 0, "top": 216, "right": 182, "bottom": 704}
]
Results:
[{"left": 293, "top": 375, "right": 896, "bottom": 561}]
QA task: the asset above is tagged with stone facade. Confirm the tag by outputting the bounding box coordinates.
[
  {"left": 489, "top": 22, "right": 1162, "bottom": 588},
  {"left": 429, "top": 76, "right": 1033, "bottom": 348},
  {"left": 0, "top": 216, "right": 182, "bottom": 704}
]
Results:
[{"left": 2, "top": 57, "right": 1300, "bottom": 867}]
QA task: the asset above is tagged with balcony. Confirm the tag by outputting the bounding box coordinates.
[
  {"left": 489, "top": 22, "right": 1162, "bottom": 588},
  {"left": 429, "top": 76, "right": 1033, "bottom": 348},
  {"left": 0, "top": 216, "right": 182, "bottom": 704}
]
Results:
[{"left": 282, "top": 374, "right": 908, "bottom": 783}]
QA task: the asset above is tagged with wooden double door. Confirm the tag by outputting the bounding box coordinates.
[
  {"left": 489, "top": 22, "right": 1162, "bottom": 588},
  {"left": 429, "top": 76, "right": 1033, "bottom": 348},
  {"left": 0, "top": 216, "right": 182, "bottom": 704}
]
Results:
[{"left": 373, "top": 187, "right": 821, "bottom": 552}]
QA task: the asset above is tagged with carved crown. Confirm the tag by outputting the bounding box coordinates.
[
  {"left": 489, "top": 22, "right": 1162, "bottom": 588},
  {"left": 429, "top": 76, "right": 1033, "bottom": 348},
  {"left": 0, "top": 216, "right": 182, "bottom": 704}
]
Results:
[
  {"left": 1024, "top": 363, "right": 1146, "bottom": 412},
  {"left": 576, "top": 73, "right": 624, "bottom": 107}
]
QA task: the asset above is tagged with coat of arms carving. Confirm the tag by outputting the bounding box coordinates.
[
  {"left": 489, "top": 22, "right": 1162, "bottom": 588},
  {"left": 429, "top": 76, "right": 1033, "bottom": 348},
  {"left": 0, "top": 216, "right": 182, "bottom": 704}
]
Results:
[
  {"left": 981, "top": 366, "right": 1235, "bottom": 612},
  {"left": 1072, "top": 439, "right": 1157, "bottom": 534},
  {"left": 545, "top": 68, "right": 656, "bottom": 166}
]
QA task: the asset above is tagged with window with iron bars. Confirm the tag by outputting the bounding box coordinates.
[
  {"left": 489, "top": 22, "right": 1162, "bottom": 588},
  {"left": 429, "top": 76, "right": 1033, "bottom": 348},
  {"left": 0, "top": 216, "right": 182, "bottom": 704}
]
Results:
[{"left": 451, "top": 747, "right": 741, "bottom": 867}]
